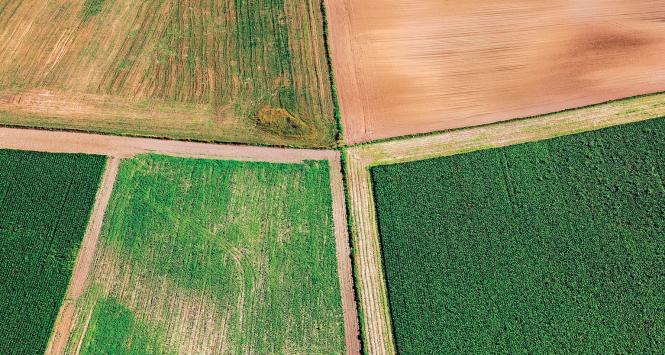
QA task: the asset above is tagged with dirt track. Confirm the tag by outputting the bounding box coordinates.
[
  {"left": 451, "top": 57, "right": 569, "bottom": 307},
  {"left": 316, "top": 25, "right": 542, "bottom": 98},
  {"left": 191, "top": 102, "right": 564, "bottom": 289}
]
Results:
[
  {"left": 0, "top": 127, "right": 359, "bottom": 355},
  {"left": 344, "top": 93, "right": 665, "bottom": 355},
  {"left": 0, "top": 127, "right": 337, "bottom": 162},
  {"left": 46, "top": 158, "right": 120, "bottom": 355},
  {"left": 329, "top": 155, "right": 362, "bottom": 355},
  {"left": 326, "top": 0, "right": 665, "bottom": 143}
]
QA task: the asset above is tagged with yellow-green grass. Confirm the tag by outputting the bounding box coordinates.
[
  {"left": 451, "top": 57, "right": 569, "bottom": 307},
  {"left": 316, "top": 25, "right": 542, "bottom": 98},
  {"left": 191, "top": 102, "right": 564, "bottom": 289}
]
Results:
[
  {"left": 0, "top": 0, "right": 335, "bottom": 147},
  {"left": 66, "top": 155, "right": 346, "bottom": 354}
]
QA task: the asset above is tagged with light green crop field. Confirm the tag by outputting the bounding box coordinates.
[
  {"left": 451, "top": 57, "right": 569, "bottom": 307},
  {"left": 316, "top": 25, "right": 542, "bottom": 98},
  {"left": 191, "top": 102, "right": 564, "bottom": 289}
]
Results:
[
  {"left": 65, "top": 155, "right": 345, "bottom": 354},
  {"left": 0, "top": 0, "right": 335, "bottom": 147}
]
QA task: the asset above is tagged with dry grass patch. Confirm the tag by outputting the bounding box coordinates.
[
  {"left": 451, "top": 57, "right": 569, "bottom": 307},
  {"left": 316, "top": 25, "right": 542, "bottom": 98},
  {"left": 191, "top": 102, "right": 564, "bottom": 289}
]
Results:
[{"left": 0, "top": 0, "right": 335, "bottom": 147}]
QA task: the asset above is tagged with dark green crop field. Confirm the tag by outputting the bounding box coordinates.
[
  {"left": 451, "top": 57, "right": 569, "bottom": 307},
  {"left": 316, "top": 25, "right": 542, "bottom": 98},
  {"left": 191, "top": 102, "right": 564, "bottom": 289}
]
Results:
[
  {"left": 0, "top": 150, "right": 106, "bottom": 354},
  {"left": 371, "top": 118, "right": 665, "bottom": 353}
]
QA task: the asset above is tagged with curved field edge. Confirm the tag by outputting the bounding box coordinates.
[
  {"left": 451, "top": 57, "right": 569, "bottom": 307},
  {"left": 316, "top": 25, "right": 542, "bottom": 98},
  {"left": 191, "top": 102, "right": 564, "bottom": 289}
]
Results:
[
  {"left": 63, "top": 155, "right": 347, "bottom": 354},
  {"left": 0, "top": 150, "right": 106, "bottom": 354},
  {"left": 344, "top": 92, "right": 665, "bottom": 354}
]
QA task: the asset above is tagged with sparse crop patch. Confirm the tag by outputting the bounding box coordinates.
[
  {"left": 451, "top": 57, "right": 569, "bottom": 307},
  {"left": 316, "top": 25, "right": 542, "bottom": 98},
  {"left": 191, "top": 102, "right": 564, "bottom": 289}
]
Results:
[
  {"left": 81, "top": 0, "right": 106, "bottom": 20},
  {"left": 66, "top": 154, "right": 346, "bottom": 353},
  {"left": 371, "top": 118, "right": 665, "bottom": 353},
  {"left": 0, "top": 150, "right": 106, "bottom": 354}
]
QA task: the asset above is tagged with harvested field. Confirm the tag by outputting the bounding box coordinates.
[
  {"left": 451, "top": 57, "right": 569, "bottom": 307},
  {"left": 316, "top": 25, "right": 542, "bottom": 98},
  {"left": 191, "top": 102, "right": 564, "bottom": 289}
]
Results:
[
  {"left": 0, "top": 150, "right": 106, "bottom": 354},
  {"left": 64, "top": 155, "right": 347, "bottom": 354},
  {"left": 372, "top": 118, "right": 665, "bottom": 353},
  {"left": 326, "top": 0, "right": 665, "bottom": 143},
  {"left": 344, "top": 93, "right": 665, "bottom": 354},
  {"left": 0, "top": 0, "right": 335, "bottom": 147}
]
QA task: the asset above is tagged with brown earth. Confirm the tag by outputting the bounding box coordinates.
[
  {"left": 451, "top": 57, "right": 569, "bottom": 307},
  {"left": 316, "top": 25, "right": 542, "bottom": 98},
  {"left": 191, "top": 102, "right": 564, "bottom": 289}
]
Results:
[
  {"left": 326, "top": 0, "right": 665, "bottom": 144},
  {"left": 328, "top": 153, "right": 362, "bottom": 355},
  {"left": 0, "top": 127, "right": 337, "bottom": 162},
  {"left": 344, "top": 93, "right": 665, "bottom": 354}
]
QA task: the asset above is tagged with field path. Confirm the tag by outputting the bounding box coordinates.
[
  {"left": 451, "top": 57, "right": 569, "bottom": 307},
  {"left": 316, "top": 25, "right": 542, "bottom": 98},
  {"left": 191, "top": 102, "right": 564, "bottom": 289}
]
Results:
[
  {"left": 0, "top": 126, "right": 360, "bottom": 355},
  {"left": 46, "top": 157, "right": 121, "bottom": 355},
  {"left": 329, "top": 153, "right": 362, "bottom": 355},
  {"left": 0, "top": 127, "right": 337, "bottom": 162},
  {"left": 345, "top": 93, "right": 665, "bottom": 355}
]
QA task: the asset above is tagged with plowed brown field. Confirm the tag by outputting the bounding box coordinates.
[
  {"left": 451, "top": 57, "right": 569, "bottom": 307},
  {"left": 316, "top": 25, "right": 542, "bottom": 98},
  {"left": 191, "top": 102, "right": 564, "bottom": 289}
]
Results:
[{"left": 326, "top": 0, "right": 665, "bottom": 144}]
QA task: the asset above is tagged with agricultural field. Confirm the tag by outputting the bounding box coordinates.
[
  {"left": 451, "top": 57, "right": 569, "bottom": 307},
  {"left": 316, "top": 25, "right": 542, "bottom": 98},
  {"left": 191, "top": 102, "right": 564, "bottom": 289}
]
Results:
[
  {"left": 371, "top": 117, "right": 665, "bottom": 353},
  {"left": 326, "top": 0, "right": 665, "bottom": 143},
  {"left": 0, "top": 150, "right": 106, "bottom": 354},
  {"left": 0, "top": 0, "right": 336, "bottom": 147},
  {"left": 64, "top": 155, "right": 346, "bottom": 353}
]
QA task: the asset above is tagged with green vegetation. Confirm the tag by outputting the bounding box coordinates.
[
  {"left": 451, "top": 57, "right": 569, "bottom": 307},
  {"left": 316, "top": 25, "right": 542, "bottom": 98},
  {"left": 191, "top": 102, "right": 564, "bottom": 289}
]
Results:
[
  {"left": 81, "top": 0, "right": 105, "bottom": 20},
  {"left": 80, "top": 297, "right": 168, "bottom": 354},
  {"left": 0, "top": 150, "right": 106, "bottom": 354},
  {"left": 70, "top": 155, "right": 345, "bottom": 353},
  {"left": 371, "top": 118, "right": 665, "bottom": 353}
]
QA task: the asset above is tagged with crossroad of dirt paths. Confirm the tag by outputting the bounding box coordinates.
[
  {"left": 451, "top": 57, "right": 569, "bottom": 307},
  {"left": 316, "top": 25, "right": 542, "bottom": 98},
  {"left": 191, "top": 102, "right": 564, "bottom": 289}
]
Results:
[
  {"left": 0, "top": 127, "right": 359, "bottom": 355},
  {"left": 3, "top": 92, "right": 664, "bottom": 354},
  {"left": 345, "top": 93, "right": 665, "bottom": 355}
]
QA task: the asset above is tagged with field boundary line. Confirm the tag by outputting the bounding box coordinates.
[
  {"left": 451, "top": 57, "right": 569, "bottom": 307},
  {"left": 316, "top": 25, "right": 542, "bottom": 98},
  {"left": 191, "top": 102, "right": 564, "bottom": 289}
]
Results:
[
  {"left": 328, "top": 152, "right": 362, "bottom": 354},
  {"left": 348, "top": 91, "right": 665, "bottom": 148},
  {"left": 345, "top": 93, "right": 665, "bottom": 354},
  {"left": 356, "top": 93, "right": 665, "bottom": 166},
  {"left": 46, "top": 157, "right": 121, "bottom": 355},
  {"left": 0, "top": 127, "right": 338, "bottom": 163}
]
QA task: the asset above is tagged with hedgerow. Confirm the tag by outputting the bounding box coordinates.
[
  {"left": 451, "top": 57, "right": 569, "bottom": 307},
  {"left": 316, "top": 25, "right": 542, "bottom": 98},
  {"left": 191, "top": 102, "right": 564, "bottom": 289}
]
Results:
[{"left": 371, "top": 117, "right": 665, "bottom": 353}]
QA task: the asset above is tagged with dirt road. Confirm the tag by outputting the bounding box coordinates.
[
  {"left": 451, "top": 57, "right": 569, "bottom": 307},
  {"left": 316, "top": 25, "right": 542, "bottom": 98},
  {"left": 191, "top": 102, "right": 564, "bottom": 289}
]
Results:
[
  {"left": 0, "top": 127, "right": 360, "bottom": 355},
  {"left": 0, "top": 127, "right": 337, "bottom": 162},
  {"left": 329, "top": 154, "right": 362, "bottom": 355},
  {"left": 46, "top": 157, "right": 120, "bottom": 355},
  {"left": 326, "top": 0, "right": 665, "bottom": 143},
  {"left": 344, "top": 93, "right": 665, "bottom": 355}
]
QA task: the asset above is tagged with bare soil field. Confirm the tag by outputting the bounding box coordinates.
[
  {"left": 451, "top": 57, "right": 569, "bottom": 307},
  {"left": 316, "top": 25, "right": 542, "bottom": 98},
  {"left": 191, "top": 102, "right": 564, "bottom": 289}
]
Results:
[
  {"left": 0, "top": 0, "right": 336, "bottom": 147},
  {"left": 344, "top": 93, "right": 665, "bottom": 354},
  {"left": 326, "top": 0, "right": 665, "bottom": 144}
]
